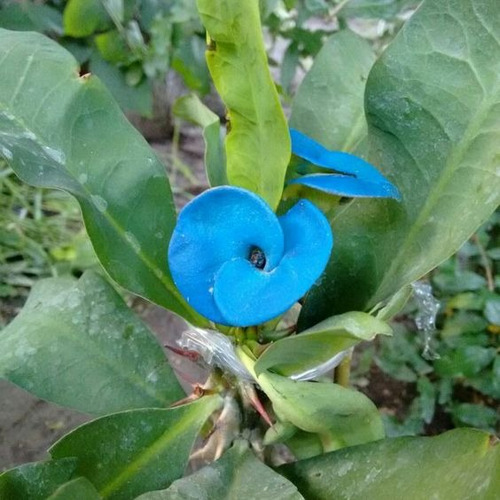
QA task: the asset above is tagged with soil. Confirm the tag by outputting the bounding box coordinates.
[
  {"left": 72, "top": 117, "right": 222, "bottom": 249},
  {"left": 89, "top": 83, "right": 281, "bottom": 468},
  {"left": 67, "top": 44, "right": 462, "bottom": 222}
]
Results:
[{"left": 359, "top": 364, "right": 416, "bottom": 421}]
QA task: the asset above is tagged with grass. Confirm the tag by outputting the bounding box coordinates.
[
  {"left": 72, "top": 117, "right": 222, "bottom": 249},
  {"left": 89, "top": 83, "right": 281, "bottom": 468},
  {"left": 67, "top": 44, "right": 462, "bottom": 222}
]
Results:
[{"left": 0, "top": 161, "right": 97, "bottom": 325}]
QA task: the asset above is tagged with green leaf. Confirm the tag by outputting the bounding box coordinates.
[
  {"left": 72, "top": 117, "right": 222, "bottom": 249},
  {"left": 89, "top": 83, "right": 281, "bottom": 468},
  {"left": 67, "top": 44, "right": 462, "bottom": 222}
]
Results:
[
  {"left": 264, "top": 421, "right": 299, "bottom": 445},
  {"left": 300, "top": 0, "right": 500, "bottom": 327},
  {"left": 416, "top": 376, "right": 435, "bottom": 424},
  {"left": 281, "top": 42, "right": 300, "bottom": 96},
  {"left": 255, "top": 312, "right": 392, "bottom": 376},
  {"left": 47, "top": 477, "right": 101, "bottom": 500},
  {"left": 0, "top": 29, "right": 203, "bottom": 325},
  {"left": 487, "top": 247, "right": 500, "bottom": 260},
  {"left": 259, "top": 0, "right": 280, "bottom": 20},
  {"left": 433, "top": 270, "right": 487, "bottom": 294},
  {"left": 0, "top": 271, "right": 184, "bottom": 415},
  {"left": 374, "top": 326, "right": 432, "bottom": 381},
  {"left": 196, "top": 0, "right": 290, "bottom": 210},
  {"left": 137, "top": 440, "right": 304, "bottom": 499},
  {"left": 434, "top": 345, "right": 496, "bottom": 378},
  {"left": 143, "top": 16, "right": 172, "bottom": 79},
  {"left": 171, "top": 35, "right": 211, "bottom": 95},
  {"left": 50, "top": 396, "right": 222, "bottom": 499},
  {"left": 467, "top": 367, "right": 500, "bottom": 401},
  {"left": 89, "top": 52, "right": 153, "bottom": 117},
  {"left": 304, "top": 0, "right": 328, "bottom": 14},
  {"left": 0, "top": 3, "right": 63, "bottom": 35},
  {"left": 284, "top": 430, "right": 324, "bottom": 461},
  {"left": 446, "top": 291, "right": 485, "bottom": 311},
  {"left": 173, "top": 94, "right": 227, "bottom": 186},
  {"left": 102, "top": 0, "right": 126, "bottom": 23},
  {"left": 63, "top": 0, "right": 111, "bottom": 37},
  {"left": 258, "top": 371, "right": 384, "bottom": 451},
  {"left": 441, "top": 310, "right": 488, "bottom": 337},
  {"left": 382, "top": 412, "right": 424, "bottom": 438},
  {"left": 0, "top": 459, "right": 77, "bottom": 500},
  {"left": 279, "top": 428, "right": 500, "bottom": 500},
  {"left": 290, "top": 30, "right": 375, "bottom": 154},
  {"left": 374, "top": 284, "right": 412, "bottom": 321},
  {"left": 342, "top": 0, "right": 418, "bottom": 20},
  {"left": 59, "top": 40, "right": 93, "bottom": 65},
  {"left": 450, "top": 403, "right": 499, "bottom": 432},
  {"left": 95, "top": 30, "right": 129, "bottom": 64},
  {"left": 485, "top": 296, "right": 500, "bottom": 325}
]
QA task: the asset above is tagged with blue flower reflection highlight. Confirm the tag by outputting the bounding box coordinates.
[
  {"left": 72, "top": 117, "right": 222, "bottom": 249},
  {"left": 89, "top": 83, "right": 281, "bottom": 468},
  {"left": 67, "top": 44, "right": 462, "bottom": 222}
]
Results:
[
  {"left": 168, "top": 186, "right": 333, "bottom": 327},
  {"left": 289, "top": 128, "right": 401, "bottom": 200}
]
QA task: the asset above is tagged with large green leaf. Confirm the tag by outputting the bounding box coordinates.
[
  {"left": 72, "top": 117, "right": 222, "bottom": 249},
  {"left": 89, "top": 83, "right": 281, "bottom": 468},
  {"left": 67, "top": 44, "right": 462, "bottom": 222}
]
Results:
[
  {"left": 196, "top": 0, "right": 290, "bottom": 210},
  {"left": 89, "top": 52, "right": 154, "bottom": 117},
  {"left": 0, "top": 271, "right": 184, "bottom": 415},
  {"left": 50, "top": 396, "right": 222, "bottom": 499},
  {"left": 173, "top": 93, "right": 227, "bottom": 186},
  {"left": 279, "top": 428, "right": 500, "bottom": 499},
  {"left": 0, "top": 459, "right": 77, "bottom": 500},
  {"left": 238, "top": 344, "right": 384, "bottom": 454},
  {"left": 0, "top": 29, "right": 203, "bottom": 325},
  {"left": 260, "top": 373, "right": 384, "bottom": 451},
  {"left": 290, "top": 30, "right": 375, "bottom": 153},
  {"left": 137, "top": 440, "right": 304, "bottom": 499},
  {"left": 299, "top": 0, "right": 500, "bottom": 327},
  {"left": 255, "top": 312, "right": 391, "bottom": 376},
  {"left": 47, "top": 477, "right": 101, "bottom": 500}
]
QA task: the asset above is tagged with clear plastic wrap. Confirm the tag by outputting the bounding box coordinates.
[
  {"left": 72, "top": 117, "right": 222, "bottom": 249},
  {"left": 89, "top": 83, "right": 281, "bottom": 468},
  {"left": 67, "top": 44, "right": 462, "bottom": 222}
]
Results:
[
  {"left": 178, "top": 325, "right": 352, "bottom": 383},
  {"left": 289, "top": 348, "right": 352, "bottom": 381},
  {"left": 178, "top": 326, "right": 254, "bottom": 381},
  {"left": 412, "top": 281, "right": 441, "bottom": 359}
]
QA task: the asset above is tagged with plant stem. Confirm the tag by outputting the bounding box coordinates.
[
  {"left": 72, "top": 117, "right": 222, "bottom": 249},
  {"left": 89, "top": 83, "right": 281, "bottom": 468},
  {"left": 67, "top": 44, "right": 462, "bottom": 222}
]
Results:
[
  {"left": 472, "top": 234, "right": 494, "bottom": 291},
  {"left": 335, "top": 353, "right": 352, "bottom": 387},
  {"left": 329, "top": 0, "right": 352, "bottom": 19}
]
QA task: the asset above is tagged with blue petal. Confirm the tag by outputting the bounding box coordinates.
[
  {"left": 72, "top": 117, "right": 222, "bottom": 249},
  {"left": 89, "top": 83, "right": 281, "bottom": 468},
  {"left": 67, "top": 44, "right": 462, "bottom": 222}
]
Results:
[
  {"left": 168, "top": 186, "right": 284, "bottom": 324},
  {"left": 214, "top": 200, "right": 333, "bottom": 326},
  {"left": 290, "top": 173, "right": 401, "bottom": 199},
  {"left": 289, "top": 128, "right": 400, "bottom": 200}
]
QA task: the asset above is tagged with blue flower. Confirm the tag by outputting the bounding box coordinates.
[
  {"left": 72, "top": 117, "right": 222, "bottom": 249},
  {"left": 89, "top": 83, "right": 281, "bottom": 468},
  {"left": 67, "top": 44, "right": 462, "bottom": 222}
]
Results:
[
  {"left": 168, "top": 186, "right": 333, "bottom": 327},
  {"left": 289, "top": 128, "right": 401, "bottom": 200}
]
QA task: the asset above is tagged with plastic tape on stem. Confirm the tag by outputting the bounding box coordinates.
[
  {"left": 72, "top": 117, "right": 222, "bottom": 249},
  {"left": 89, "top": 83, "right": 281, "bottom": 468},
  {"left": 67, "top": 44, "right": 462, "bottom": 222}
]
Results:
[{"left": 178, "top": 326, "right": 351, "bottom": 382}]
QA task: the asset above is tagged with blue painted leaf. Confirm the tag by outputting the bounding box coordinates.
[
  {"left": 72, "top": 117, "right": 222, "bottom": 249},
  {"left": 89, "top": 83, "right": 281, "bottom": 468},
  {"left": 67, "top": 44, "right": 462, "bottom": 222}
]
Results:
[
  {"left": 289, "top": 174, "right": 399, "bottom": 198},
  {"left": 290, "top": 128, "right": 400, "bottom": 200},
  {"left": 168, "top": 187, "right": 333, "bottom": 326}
]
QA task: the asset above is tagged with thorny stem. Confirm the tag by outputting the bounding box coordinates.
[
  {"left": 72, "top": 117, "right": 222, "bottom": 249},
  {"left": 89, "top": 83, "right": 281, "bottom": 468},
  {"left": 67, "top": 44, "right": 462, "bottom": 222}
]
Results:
[
  {"left": 335, "top": 352, "right": 352, "bottom": 387},
  {"left": 472, "top": 234, "right": 494, "bottom": 291}
]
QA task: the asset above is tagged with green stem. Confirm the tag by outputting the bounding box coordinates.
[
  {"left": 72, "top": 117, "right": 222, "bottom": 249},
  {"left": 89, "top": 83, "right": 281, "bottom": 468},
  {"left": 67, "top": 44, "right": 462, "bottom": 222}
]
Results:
[{"left": 335, "top": 353, "right": 352, "bottom": 387}]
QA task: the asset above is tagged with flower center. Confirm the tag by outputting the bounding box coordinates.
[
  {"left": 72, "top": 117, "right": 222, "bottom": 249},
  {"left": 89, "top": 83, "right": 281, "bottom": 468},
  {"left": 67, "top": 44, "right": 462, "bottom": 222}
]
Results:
[{"left": 249, "top": 246, "right": 266, "bottom": 270}]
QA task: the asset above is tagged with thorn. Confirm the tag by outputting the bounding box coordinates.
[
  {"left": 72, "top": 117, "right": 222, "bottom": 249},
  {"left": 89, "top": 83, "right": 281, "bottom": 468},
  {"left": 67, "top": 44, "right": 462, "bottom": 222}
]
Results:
[
  {"left": 165, "top": 344, "right": 200, "bottom": 362},
  {"left": 241, "top": 384, "right": 273, "bottom": 427},
  {"left": 169, "top": 384, "right": 207, "bottom": 408}
]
